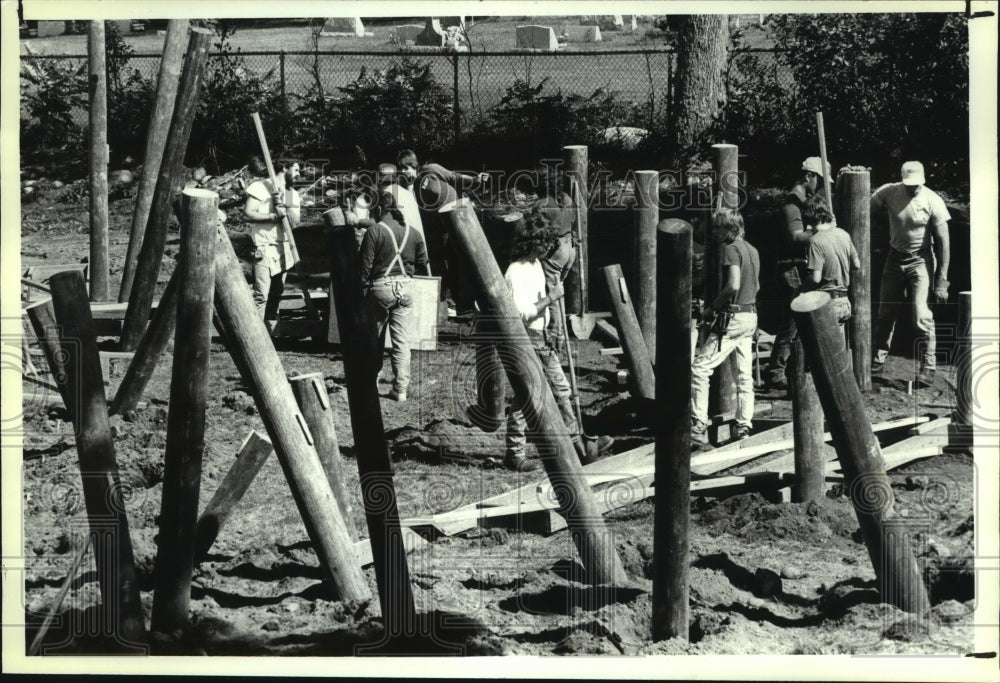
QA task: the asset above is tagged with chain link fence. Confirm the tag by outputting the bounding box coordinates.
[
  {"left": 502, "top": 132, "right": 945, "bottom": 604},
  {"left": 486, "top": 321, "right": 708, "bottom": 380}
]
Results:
[{"left": 22, "top": 48, "right": 793, "bottom": 142}]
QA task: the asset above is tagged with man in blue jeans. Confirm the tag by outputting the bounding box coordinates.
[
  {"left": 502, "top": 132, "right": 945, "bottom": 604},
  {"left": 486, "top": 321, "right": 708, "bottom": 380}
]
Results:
[
  {"left": 359, "top": 188, "right": 429, "bottom": 402},
  {"left": 870, "top": 161, "right": 951, "bottom": 387}
]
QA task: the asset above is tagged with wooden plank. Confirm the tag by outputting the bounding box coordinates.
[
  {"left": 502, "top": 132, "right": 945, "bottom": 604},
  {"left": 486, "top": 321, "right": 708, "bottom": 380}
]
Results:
[
  {"left": 599, "top": 347, "right": 624, "bottom": 356},
  {"left": 352, "top": 528, "right": 428, "bottom": 567},
  {"left": 594, "top": 318, "right": 620, "bottom": 344}
]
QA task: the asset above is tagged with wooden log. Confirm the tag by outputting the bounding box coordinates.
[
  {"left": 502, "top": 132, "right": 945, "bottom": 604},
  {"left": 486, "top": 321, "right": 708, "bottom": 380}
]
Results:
[
  {"left": 195, "top": 431, "right": 273, "bottom": 559},
  {"left": 652, "top": 218, "right": 692, "bottom": 642},
  {"left": 25, "top": 299, "right": 75, "bottom": 412},
  {"left": 790, "top": 339, "right": 825, "bottom": 503},
  {"left": 328, "top": 223, "right": 417, "bottom": 635},
  {"left": 955, "top": 291, "right": 972, "bottom": 427},
  {"left": 634, "top": 170, "right": 659, "bottom": 364},
  {"left": 151, "top": 189, "right": 218, "bottom": 637},
  {"left": 840, "top": 169, "right": 872, "bottom": 391},
  {"left": 120, "top": 27, "right": 213, "bottom": 351},
  {"left": 792, "top": 291, "right": 929, "bottom": 613},
  {"left": 212, "top": 223, "right": 370, "bottom": 603},
  {"left": 708, "top": 144, "right": 739, "bottom": 416},
  {"left": 289, "top": 372, "right": 358, "bottom": 541},
  {"left": 49, "top": 271, "right": 146, "bottom": 648},
  {"left": 447, "top": 199, "right": 628, "bottom": 586},
  {"left": 119, "top": 19, "right": 189, "bottom": 302},
  {"left": 109, "top": 268, "right": 180, "bottom": 415},
  {"left": 88, "top": 21, "right": 109, "bottom": 302},
  {"left": 602, "top": 264, "right": 655, "bottom": 401},
  {"left": 471, "top": 317, "right": 506, "bottom": 431},
  {"left": 563, "top": 145, "right": 589, "bottom": 316}
]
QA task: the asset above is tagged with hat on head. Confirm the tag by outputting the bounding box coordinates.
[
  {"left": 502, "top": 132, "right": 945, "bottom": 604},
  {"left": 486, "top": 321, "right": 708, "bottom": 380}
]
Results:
[
  {"left": 900, "top": 161, "right": 925, "bottom": 186},
  {"left": 801, "top": 157, "right": 833, "bottom": 183}
]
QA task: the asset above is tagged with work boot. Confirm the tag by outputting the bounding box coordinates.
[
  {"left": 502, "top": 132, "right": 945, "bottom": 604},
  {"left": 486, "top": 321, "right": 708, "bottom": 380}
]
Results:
[
  {"left": 691, "top": 422, "right": 709, "bottom": 448},
  {"left": 576, "top": 435, "right": 615, "bottom": 466},
  {"left": 387, "top": 389, "right": 407, "bottom": 402},
  {"left": 732, "top": 425, "right": 751, "bottom": 441},
  {"left": 871, "top": 358, "right": 886, "bottom": 375},
  {"left": 503, "top": 451, "right": 540, "bottom": 473},
  {"left": 916, "top": 365, "right": 935, "bottom": 388}
]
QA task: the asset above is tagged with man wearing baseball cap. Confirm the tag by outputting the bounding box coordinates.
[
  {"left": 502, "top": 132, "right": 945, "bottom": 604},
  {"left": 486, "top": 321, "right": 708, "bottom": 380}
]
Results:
[
  {"left": 870, "top": 160, "right": 951, "bottom": 387},
  {"left": 763, "top": 156, "right": 833, "bottom": 391}
]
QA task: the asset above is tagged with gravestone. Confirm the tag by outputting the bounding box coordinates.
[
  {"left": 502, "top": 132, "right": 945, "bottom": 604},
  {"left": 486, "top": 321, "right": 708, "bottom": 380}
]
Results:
[
  {"left": 563, "top": 25, "right": 602, "bottom": 43},
  {"left": 622, "top": 15, "right": 638, "bottom": 31},
  {"left": 415, "top": 18, "right": 446, "bottom": 47},
  {"left": 439, "top": 16, "right": 465, "bottom": 29},
  {"left": 516, "top": 25, "right": 559, "bottom": 51},
  {"left": 35, "top": 20, "right": 65, "bottom": 37},
  {"left": 321, "top": 17, "right": 368, "bottom": 37},
  {"left": 395, "top": 24, "right": 424, "bottom": 44}
]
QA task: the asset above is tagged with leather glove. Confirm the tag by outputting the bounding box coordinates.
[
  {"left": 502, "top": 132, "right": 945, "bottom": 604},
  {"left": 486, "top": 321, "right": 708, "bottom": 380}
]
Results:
[
  {"left": 932, "top": 277, "right": 949, "bottom": 304},
  {"left": 915, "top": 303, "right": 934, "bottom": 333}
]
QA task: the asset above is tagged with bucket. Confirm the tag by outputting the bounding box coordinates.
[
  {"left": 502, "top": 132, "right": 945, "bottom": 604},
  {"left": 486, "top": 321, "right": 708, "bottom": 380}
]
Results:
[{"left": 327, "top": 275, "right": 441, "bottom": 351}]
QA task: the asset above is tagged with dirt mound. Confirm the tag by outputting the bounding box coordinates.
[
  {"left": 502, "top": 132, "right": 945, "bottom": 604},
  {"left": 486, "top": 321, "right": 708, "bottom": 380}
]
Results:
[{"left": 696, "top": 492, "right": 860, "bottom": 545}]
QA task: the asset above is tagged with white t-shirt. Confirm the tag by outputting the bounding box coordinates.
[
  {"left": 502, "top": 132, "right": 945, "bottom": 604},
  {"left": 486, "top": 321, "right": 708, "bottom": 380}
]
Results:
[
  {"left": 870, "top": 182, "right": 951, "bottom": 253},
  {"left": 505, "top": 259, "right": 548, "bottom": 332},
  {"left": 245, "top": 179, "right": 301, "bottom": 246}
]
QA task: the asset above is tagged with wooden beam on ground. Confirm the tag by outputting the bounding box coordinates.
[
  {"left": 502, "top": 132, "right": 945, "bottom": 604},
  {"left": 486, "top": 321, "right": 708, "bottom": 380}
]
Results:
[{"left": 594, "top": 318, "right": 620, "bottom": 344}]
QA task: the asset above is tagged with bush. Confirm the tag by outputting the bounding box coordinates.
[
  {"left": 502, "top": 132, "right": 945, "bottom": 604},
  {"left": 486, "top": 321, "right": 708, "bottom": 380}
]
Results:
[
  {"left": 332, "top": 58, "right": 454, "bottom": 164},
  {"left": 189, "top": 24, "right": 286, "bottom": 172},
  {"left": 469, "top": 77, "right": 643, "bottom": 170},
  {"left": 20, "top": 56, "right": 86, "bottom": 153},
  {"left": 105, "top": 21, "right": 155, "bottom": 163}
]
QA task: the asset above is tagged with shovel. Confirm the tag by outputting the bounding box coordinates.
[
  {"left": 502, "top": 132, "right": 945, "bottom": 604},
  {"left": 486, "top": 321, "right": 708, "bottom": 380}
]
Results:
[
  {"left": 558, "top": 297, "right": 599, "bottom": 448},
  {"left": 567, "top": 176, "right": 596, "bottom": 339}
]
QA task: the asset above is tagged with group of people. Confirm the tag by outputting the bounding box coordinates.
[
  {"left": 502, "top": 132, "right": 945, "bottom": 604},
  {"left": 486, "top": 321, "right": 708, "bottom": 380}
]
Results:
[
  {"left": 704, "top": 157, "right": 951, "bottom": 447},
  {"left": 239, "top": 150, "right": 953, "bottom": 465}
]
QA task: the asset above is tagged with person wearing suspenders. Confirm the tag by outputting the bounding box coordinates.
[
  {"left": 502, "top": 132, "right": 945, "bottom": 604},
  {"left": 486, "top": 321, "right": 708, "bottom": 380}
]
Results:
[{"left": 359, "top": 187, "right": 429, "bottom": 402}]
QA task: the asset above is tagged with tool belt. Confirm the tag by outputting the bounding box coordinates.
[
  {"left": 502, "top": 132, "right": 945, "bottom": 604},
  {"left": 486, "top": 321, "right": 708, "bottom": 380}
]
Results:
[
  {"left": 725, "top": 303, "right": 757, "bottom": 313},
  {"left": 827, "top": 290, "right": 848, "bottom": 299}
]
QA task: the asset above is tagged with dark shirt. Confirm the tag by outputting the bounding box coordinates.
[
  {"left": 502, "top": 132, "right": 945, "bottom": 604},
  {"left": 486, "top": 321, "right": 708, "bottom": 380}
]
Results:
[
  {"left": 780, "top": 182, "right": 813, "bottom": 261},
  {"left": 414, "top": 163, "right": 461, "bottom": 211},
  {"left": 537, "top": 191, "right": 574, "bottom": 237},
  {"left": 807, "top": 227, "right": 860, "bottom": 292},
  {"left": 721, "top": 238, "right": 760, "bottom": 306},
  {"left": 359, "top": 213, "right": 428, "bottom": 284}
]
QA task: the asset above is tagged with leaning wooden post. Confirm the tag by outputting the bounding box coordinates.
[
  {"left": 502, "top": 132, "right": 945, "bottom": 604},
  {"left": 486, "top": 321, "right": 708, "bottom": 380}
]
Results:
[
  {"left": 470, "top": 315, "right": 505, "bottom": 431},
  {"left": 49, "top": 271, "right": 146, "bottom": 648},
  {"left": 212, "top": 224, "right": 370, "bottom": 602},
  {"left": 652, "top": 219, "right": 693, "bottom": 642},
  {"left": 195, "top": 431, "right": 273, "bottom": 560},
  {"left": 328, "top": 224, "right": 417, "bottom": 635},
  {"left": 448, "top": 200, "right": 628, "bottom": 586},
  {"left": 289, "top": 373, "right": 358, "bottom": 541},
  {"left": 634, "top": 170, "right": 659, "bottom": 364},
  {"left": 25, "top": 299, "right": 75, "bottom": 413},
  {"left": 109, "top": 268, "right": 180, "bottom": 415},
  {"left": 708, "top": 144, "right": 739, "bottom": 417},
  {"left": 88, "top": 21, "right": 109, "bottom": 301},
  {"left": 120, "top": 27, "right": 213, "bottom": 351},
  {"left": 563, "top": 145, "right": 589, "bottom": 316},
  {"left": 792, "top": 291, "right": 929, "bottom": 612},
  {"left": 119, "top": 19, "right": 189, "bottom": 303},
  {"left": 602, "top": 264, "right": 656, "bottom": 401},
  {"left": 151, "top": 188, "right": 218, "bottom": 637},
  {"left": 839, "top": 168, "right": 872, "bottom": 391},
  {"left": 789, "top": 340, "right": 825, "bottom": 503}
]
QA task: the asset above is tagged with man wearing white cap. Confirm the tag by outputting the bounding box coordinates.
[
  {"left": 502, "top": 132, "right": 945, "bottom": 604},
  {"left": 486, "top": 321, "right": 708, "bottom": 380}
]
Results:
[
  {"left": 870, "top": 161, "right": 951, "bottom": 386},
  {"left": 764, "top": 156, "right": 832, "bottom": 391}
]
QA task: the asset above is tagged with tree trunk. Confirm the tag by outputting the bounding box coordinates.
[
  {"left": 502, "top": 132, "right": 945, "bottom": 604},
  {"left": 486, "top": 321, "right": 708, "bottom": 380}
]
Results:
[{"left": 672, "top": 15, "right": 729, "bottom": 156}]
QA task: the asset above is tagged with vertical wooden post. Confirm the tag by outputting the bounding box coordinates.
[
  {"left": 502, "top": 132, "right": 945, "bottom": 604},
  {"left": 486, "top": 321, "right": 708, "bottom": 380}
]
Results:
[
  {"left": 840, "top": 169, "right": 872, "bottom": 392},
  {"left": 212, "top": 224, "right": 371, "bottom": 603},
  {"left": 151, "top": 188, "right": 218, "bottom": 637},
  {"left": 119, "top": 19, "right": 189, "bottom": 302},
  {"left": 290, "top": 372, "right": 358, "bottom": 542},
  {"left": 634, "top": 170, "right": 659, "bottom": 364},
  {"left": 49, "top": 271, "right": 146, "bottom": 649},
  {"left": 195, "top": 431, "right": 273, "bottom": 560},
  {"left": 88, "top": 21, "right": 109, "bottom": 302},
  {"left": 120, "top": 27, "right": 213, "bottom": 351},
  {"left": 602, "top": 264, "right": 655, "bottom": 401},
  {"left": 448, "top": 201, "right": 628, "bottom": 586},
  {"left": 25, "top": 299, "right": 75, "bottom": 413},
  {"left": 109, "top": 268, "right": 180, "bottom": 415},
  {"left": 955, "top": 291, "right": 972, "bottom": 427},
  {"left": 652, "top": 219, "right": 692, "bottom": 642},
  {"left": 789, "top": 339, "right": 824, "bottom": 503},
  {"left": 563, "top": 145, "right": 589, "bottom": 316},
  {"left": 792, "top": 291, "right": 929, "bottom": 613},
  {"left": 328, "top": 224, "right": 417, "bottom": 635},
  {"left": 709, "top": 144, "right": 739, "bottom": 416},
  {"left": 471, "top": 317, "right": 505, "bottom": 431}
]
